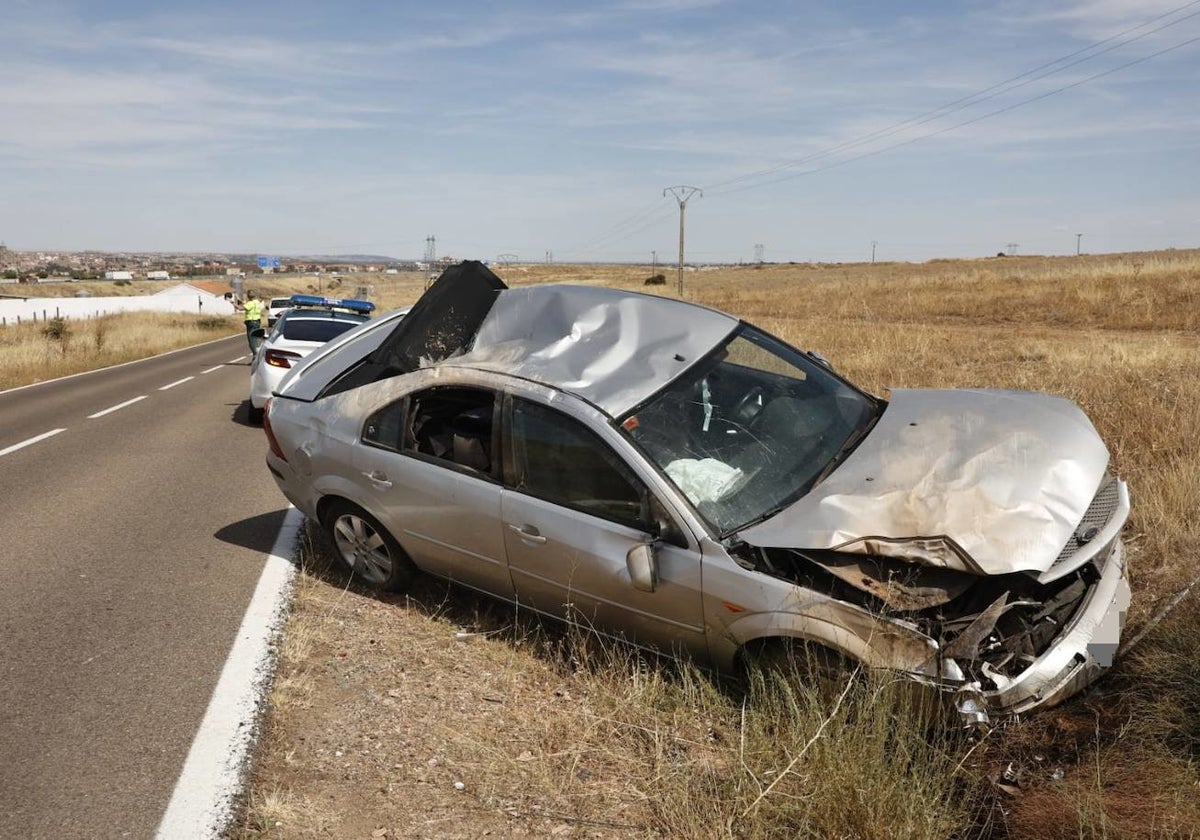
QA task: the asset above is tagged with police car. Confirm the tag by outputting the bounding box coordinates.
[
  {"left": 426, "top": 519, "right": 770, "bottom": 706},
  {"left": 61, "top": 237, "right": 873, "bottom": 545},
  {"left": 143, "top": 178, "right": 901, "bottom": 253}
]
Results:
[{"left": 248, "top": 295, "right": 376, "bottom": 423}]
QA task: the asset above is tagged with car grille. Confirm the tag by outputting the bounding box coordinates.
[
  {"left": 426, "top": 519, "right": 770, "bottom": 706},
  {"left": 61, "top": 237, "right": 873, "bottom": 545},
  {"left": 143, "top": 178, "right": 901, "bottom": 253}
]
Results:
[{"left": 1050, "top": 474, "right": 1121, "bottom": 569}]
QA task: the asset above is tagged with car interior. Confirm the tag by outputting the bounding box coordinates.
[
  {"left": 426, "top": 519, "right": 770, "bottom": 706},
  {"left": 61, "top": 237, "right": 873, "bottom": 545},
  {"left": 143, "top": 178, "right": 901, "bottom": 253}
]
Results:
[{"left": 405, "top": 388, "right": 495, "bottom": 474}]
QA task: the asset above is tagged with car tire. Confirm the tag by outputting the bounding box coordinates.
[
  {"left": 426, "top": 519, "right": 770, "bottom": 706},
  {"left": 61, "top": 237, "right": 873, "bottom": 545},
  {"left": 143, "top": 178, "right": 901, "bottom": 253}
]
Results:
[{"left": 322, "top": 500, "right": 415, "bottom": 592}]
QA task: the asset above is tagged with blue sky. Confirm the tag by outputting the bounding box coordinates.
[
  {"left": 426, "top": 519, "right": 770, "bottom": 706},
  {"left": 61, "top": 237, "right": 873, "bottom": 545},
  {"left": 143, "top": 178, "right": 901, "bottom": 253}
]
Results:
[{"left": 1, "top": 0, "right": 1197, "bottom": 262}]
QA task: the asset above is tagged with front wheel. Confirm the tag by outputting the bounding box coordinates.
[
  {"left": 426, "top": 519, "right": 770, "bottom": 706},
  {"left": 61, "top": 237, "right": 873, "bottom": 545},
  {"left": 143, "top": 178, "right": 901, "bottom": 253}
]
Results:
[
  {"left": 322, "top": 501, "right": 415, "bottom": 591},
  {"left": 742, "top": 640, "right": 856, "bottom": 705}
]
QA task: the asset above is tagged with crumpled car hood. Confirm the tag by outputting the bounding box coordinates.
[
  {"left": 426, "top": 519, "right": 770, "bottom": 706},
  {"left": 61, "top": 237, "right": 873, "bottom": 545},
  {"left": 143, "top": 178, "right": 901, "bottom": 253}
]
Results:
[{"left": 736, "top": 388, "right": 1110, "bottom": 575}]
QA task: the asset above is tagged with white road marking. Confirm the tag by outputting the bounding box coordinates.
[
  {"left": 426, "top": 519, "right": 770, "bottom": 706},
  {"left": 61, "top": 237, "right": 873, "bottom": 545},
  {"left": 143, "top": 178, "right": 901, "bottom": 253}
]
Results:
[
  {"left": 87, "top": 395, "right": 147, "bottom": 419},
  {"left": 155, "top": 506, "right": 301, "bottom": 840},
  {"left": 226, "top": 355, "right": 246, "bottom": 364},
  {"left": 0, "top": 428, "right": 67, "bottom": 457},
  {"left": 158, "top": 376, "right": 195, "bottom": 391},
  {"left": 200, "top": 365, "right": 224, "bottom": 374}
]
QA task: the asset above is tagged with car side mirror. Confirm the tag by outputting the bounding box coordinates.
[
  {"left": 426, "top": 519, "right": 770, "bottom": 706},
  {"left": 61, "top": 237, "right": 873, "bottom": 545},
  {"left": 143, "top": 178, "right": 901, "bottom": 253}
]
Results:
[
  {"left": 649, "top": 496, "right": 688, "bottom": 549},
  {"left": 626, "top": 542, "right": 658, "bottom": 592}
]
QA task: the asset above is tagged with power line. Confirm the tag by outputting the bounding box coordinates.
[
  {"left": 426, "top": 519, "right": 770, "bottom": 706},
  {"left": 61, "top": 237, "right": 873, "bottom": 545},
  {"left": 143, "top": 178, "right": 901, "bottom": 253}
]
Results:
[
  {"left": 565, "top": 197, "right": 674, "bottom": 256},
  {"left": 703, "top": 0, "right": 1200, "bottom": 194},
  {"left": 561, "top": 3, "right": 1200, "bottom": 259},
  {"left": 709, "top": 33, "right": 1200, "bottom": 197}
]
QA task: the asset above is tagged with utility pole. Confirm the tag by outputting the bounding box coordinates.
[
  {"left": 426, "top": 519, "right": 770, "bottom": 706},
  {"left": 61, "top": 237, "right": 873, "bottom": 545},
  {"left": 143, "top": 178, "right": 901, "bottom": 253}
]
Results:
[
  {"left": 424, "top": 235, "right": 437, "bottom": 288},
  {"left": 1076, "top": 233, "right": 1083, "bottom": 256},
  {"left": 651, "top": 250, "right": 657, "bottom": 275},
  {"left": 1006, "top": 242, "right": 1019, "bottom": 256},
  {"left": 663, "top": 186, "right": 701, "bottom": 296},
  {"left": 871, "top": 240, "right": 878, "bottom": 264},
  {"left": 754, "top": 243, "right": 765, "bottom": 264}
]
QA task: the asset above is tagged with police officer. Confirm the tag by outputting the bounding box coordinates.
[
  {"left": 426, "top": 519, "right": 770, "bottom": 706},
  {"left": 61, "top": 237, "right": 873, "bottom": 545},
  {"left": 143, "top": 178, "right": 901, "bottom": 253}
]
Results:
[{"left": 235, "top": 290, "right": 266, "bottom": 353}]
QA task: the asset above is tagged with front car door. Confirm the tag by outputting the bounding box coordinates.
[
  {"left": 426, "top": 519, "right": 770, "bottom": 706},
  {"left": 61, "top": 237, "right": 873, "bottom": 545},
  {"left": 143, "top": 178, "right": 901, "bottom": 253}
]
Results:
[{"left": 499, "top": 395, "right": 707, "bottom": 659}]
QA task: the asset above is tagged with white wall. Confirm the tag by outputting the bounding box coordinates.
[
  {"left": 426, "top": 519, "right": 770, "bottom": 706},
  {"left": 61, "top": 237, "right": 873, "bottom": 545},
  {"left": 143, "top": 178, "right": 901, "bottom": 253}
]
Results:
[{"left": 0, "top": 293, "right": 238, "bottom": 325}]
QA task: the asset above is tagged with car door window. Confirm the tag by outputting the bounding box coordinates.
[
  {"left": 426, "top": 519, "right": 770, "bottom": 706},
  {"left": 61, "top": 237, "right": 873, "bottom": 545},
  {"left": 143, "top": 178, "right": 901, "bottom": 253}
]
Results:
[
  {"left": 363, "top": 398, "right": 407, "bottom": 452},
  {"left": 509, "top": 399, "right": 650, "bottom": 531},
  {"left": 397, "top": 387, "right": 497, "bottom": 477},
  {"left": 363, "top": 387, "right": 498, "bottom": 473}
]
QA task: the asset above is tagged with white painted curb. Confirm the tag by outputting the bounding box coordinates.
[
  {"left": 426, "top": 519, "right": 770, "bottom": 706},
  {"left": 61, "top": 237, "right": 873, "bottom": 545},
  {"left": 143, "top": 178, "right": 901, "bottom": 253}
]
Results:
[{"left": 155, "top": 506, "right": 303, "bottom": 839}]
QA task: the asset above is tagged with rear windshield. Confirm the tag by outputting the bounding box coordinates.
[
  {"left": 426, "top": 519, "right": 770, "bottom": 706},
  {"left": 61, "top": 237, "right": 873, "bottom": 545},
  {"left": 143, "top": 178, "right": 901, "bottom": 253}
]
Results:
[
  {"left": 280, "top": 318, "right": 363, "bottom": 343},
  {"left": 270, "top": 298, "right": 291, "bottom": 308}
]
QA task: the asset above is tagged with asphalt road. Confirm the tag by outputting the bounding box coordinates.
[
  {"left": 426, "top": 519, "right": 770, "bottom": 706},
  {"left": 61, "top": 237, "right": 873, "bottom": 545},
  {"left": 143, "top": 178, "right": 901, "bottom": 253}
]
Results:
[{"left": 0, "top": 336, "right": 291, "bottom": 839}]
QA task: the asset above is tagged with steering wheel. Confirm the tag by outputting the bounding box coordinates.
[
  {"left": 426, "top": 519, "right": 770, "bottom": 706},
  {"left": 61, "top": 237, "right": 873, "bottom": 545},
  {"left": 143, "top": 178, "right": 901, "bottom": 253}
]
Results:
[{"left": 731, "top": 386, "right": 766, "bottom": 428}]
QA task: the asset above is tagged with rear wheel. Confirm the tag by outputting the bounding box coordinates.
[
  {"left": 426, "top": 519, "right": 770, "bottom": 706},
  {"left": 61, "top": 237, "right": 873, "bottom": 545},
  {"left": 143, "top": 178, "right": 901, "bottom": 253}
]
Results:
[{"left": 322, "top": 501, "right": 415, "bottom": 591}]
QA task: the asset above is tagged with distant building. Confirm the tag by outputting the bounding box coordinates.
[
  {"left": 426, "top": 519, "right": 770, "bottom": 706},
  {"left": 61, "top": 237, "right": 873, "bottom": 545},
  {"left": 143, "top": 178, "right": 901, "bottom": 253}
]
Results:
[
  {"left": 225, "top": 268, "right": 246, "bottom": 278},
  {"left": 153, "top": 281, "right": 237, "bottom": 314}
]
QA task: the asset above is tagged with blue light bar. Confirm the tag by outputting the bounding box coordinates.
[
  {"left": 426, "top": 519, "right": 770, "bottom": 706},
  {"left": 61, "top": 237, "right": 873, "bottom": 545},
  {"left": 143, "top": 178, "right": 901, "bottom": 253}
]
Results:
[{"left": 287, "top": 294, "right": 375, "bottom": 313}]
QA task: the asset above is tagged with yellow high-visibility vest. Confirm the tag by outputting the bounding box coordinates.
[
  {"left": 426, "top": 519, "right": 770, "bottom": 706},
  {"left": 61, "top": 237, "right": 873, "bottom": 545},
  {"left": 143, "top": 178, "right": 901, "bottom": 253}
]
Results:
[{"left": 243, "top": 299, "right": 265, "bottom": 322}]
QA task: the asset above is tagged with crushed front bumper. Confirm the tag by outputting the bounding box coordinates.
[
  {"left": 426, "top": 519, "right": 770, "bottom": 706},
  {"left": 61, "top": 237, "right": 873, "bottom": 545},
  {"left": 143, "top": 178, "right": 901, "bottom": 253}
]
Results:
[{"left": 962, "top": 537, "right": 1130, "bottom": 720}]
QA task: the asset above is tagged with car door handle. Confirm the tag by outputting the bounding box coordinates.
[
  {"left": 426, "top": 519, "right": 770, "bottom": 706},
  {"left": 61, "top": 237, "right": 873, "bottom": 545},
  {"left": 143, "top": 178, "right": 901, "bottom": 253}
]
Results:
[
  {"left": 508, "top": 524, "right": 547, "bottom": 544},
  {"left": 362, "top": 470, "right": 392, "bottom": 489}
]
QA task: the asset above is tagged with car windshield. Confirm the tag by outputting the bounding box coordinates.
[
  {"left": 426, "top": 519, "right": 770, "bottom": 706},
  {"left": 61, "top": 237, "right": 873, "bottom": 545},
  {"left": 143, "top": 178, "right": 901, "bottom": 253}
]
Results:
[
  {"left": 620, "top": 324, "right": 880, "bottom": 535},
  {"left": 280, "top": 317, "right": 365, "bottom": 343}
]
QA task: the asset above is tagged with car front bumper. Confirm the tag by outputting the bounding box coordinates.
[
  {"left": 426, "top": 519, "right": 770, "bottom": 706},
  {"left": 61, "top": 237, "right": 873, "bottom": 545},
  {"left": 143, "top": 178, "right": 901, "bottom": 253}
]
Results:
[{"left": 963, "top": 537, "right": 1131, "bottom": 720}]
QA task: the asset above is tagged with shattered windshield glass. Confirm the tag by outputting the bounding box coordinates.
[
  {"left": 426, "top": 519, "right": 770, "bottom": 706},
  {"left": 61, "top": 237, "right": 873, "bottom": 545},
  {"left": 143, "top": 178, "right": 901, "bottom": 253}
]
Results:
[{"left": 621, "top": 325, "right": 880, "bottom": 535}]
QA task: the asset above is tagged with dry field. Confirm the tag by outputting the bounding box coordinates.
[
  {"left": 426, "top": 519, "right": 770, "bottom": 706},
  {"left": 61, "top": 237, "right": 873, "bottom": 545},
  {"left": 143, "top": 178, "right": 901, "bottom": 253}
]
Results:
[
  {"left": 0, "top": 311, "right": 240, "bottom": 392},
  {"left": 230, "top": 249, "right": 1200, "bottom": 839},
  {"left": 18, "top": 252, "right": 1195, "bottom": 838}
]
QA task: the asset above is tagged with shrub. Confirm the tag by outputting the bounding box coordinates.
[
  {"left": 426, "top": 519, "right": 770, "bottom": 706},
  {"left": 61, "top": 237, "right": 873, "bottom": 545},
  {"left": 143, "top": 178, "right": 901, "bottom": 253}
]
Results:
[
  {"left": 42, "top": 316, "right": 71, "bottom": 354},
  {"left": 644, "top": 273, "right": 667, "bottom": 285},
  {"left": 93, "top": 316, "right": 108, "bottom": 352},
  {"left": 42, "top": 316, "right": 69, "bottom": 341}
]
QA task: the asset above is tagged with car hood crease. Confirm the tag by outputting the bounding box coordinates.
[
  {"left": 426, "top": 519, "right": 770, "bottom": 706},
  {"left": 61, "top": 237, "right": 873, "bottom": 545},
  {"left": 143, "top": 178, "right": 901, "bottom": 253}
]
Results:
[{"left": 737, "top": 388, "right": 1110, "bottom": 575}]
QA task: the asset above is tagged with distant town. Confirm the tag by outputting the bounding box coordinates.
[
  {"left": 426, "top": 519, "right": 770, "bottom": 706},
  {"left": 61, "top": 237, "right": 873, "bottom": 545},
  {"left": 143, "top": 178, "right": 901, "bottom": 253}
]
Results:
[{"left": 0, "top": 243, "right": 440, "bottom": 283}]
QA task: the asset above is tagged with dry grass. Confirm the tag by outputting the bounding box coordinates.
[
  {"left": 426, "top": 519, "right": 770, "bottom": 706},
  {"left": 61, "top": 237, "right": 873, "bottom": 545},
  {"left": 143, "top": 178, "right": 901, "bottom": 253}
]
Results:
[
  {"left": 17, "top": 253, "right": 1189, "bottom": 839},
  {"left": 234, "top": 526, "right": 976, "bottom": 839},
  {"left": 217, "top": 248, "right": 1200, "bottom": 838},
  {"left": 0, "top": 311, "right": 239, "bottom": 390}
]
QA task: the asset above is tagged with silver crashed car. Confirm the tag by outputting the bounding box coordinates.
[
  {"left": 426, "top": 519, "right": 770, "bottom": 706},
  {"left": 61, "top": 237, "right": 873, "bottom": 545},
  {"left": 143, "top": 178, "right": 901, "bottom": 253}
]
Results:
[{"left": 263, "top": 261, "right": 1130, "bottom": 723}]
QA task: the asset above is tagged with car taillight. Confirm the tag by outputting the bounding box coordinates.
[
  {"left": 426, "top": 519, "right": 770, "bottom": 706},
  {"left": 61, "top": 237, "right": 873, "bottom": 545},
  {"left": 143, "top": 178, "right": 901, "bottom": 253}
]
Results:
[
  {"left": 265, "top": 349, "right": 302, "bottom": 368},
  {"left": 262, "top": 399, "right": 287, "bottom": 462}
]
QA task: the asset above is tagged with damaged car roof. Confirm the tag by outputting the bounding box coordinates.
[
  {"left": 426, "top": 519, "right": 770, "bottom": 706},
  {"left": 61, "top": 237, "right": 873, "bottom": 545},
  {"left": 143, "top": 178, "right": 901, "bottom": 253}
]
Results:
[
  {"left": 306, "top": 260, "right": 739, "bottom": 416},
  {"left": 446, "top": 283, "right": 738, "bottom": 416}
]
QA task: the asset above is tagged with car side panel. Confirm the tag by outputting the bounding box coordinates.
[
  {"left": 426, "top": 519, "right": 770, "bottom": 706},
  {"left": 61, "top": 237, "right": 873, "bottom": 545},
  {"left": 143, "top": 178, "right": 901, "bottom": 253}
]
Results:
[
  {"left": 352, "top": 447, "right": 513, "bottom": 600},
  {"left": 500, "top": 489, "right": 707, "bottom": 659}
]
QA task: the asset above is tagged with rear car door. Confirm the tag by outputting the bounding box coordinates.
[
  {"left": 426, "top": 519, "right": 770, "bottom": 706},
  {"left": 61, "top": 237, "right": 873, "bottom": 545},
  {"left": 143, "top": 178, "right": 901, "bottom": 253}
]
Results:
[
  {"left": 500, "top": 397, "right": 707, "bottom": 658},
  {"left": 354, "top": 385, "right": 513, "bottom": 600}
]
